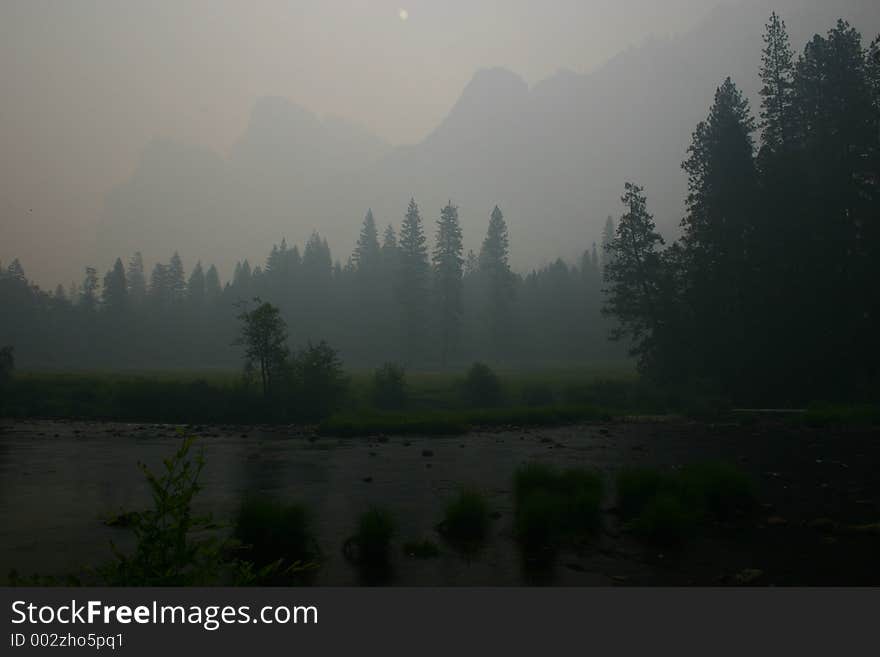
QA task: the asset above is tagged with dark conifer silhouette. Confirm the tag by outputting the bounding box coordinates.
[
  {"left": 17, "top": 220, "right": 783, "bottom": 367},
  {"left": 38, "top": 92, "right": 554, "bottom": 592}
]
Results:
[{"left": 432, "top": 201, "right": 464, "bottom": 367}]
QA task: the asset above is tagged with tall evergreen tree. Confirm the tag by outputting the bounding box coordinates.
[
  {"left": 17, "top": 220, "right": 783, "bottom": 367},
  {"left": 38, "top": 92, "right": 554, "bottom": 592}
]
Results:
[
  {"left": 432, "top": 201, "right": 464, "bottom": 366},
  {"left": 381, "top": 224, "right": 398, "bottom": 262},
  {"left": 81, "top": 267, "right": 99, "bottom": 312},
  {"left": 101, "top": 258, "right": 128, "bottom": 314},
  {"left": 681, "top": 77, "right": 758, "bottom": 387},
  {"left": 600, "top": 216, "right": 616, "bottom": 269},
  {"left": 759, "top": 12, "right": 796, "bottom": 156},
  {"left": 396, "top": 198, "right": 430, "bottom": 364},
  {"left": 204, "top": 264, "right": 222, "bottom": 302},
  {"left": 6, "top": 259, "right": 25, "bottom": 281},
  {"left": 167, "top": 252, "right": 187, "bottom": 303},
  {"left": 187, "top": 261, "right": 206, "bottom": 308},
  {"left": 126, "top": 252, "right": 146, "bottom": 308},
  {"left": 353, "top": 209, "right": 380, "bottom": 274},
  {"left": 149, "top": 263, "right": 170, "bottom": 308},
  {"left": 602, "top": 183, "right": 666, "bottom": 372},
  {"left": 479, "top": 205, "right": 514, "bottom": 357}
]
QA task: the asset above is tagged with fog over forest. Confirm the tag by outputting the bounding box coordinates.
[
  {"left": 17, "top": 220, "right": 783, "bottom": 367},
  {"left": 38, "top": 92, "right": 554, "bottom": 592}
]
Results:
[
  {"left": 1, "top": 0, "right": 880, "bottom": 594},
  {"left": 2, "top": 0, "right": 877, "bottom": 288}
]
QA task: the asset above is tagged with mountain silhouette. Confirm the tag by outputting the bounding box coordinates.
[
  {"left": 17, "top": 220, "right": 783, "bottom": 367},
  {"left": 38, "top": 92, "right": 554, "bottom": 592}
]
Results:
[{"left": 94, "top": 0, "right": 880, "bottom": 276}]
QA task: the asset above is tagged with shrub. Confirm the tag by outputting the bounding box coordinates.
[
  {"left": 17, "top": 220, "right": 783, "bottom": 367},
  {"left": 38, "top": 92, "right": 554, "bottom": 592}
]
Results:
[
  {"left": 371, "top": 363, "right": 408, "bottom": 410},
  {"left": 631, "top": 493, "right": 697, "bottom": 544},
  {"left": 345, "top": 508, "right": 396, "bottom": 566},
  {"left": 461, "top": 362, "right": 503, "bottom": 407},
  {"left": 616, "top": 462, "right": 755, "bottom": 544},
  {"left": 440, "top": 489, "right": 490, "bottom": 543},
  {"left": 234, "top": 497, "right": 317, "bottom": 576},
  {"left": 616, "top": 467, "right": 675, "bottom": 520},
  {"left": 513, "top": 464, "right": 603, "bottom": 552},
  {"left": 290, "top": 341, "right": 349, "bottom": 420},
  {"left": 98, "top": 435, "right": 220, "bottom": 585}
]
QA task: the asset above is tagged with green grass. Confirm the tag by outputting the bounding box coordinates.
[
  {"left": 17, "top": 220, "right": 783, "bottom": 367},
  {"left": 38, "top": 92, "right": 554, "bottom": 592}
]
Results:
[
  {"left": 439, "top": 489, "right": 491, "bottom": 543},
  {"left": 318, "top": 404, "right": 612, "bottom": 437},
  {"left": 616, "top": 462, "right": 755, "bottom": 544},
  {"left": 513, "top": 464, "right": 604, "bottom": 553},
  {"left": 630, "top": 493, "right": 698, "bottom": 544},
  {"left": 3, "top": 364, "right": 655, "bottom": 429},
  {"left": 345, "top": 508, "right": 396, "bottom": 567}
]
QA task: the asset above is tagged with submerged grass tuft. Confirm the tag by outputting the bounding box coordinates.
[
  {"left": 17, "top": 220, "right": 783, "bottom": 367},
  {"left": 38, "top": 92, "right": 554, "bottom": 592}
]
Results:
[
  {"left": 513, "top": 463, "right": 604, "bottom": 554},
  {"left": 616, "top": 461, "right": 755, "bottom": 544}
]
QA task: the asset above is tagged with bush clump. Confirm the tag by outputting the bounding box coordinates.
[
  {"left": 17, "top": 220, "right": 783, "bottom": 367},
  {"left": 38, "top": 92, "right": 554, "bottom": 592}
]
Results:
[
  {"left": 370, "top": 363, "right": 408, "bottom": 410},
  {"left": 344, "top": 508, "right": 396, "bottom": 567},
  {"left": 616, "top": 461, "right": 755, "bottom": 544},
  {"left": 234, "top": 497, "right": 318, "bottom": 579},
  {"left": 289, "top": 341, "right": 349, "bottom": 420},
  {"left": 630, "top": 493, "right": 697, "bottom": 544},
  {"left": 513, "top": 463, "right": 604, "bottom": 553},
  {"left": 461, "top": 362, "right": 503, "bottom": 407},
  {"left": 439, "top": 489, "right": 491, "bottom": 544}
]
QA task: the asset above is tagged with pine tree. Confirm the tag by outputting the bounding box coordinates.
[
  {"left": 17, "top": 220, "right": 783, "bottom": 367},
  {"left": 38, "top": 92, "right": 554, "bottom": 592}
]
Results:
[
  {"left": 233, "top": 260, "right": 253, "bottom": 292},
  {"left": 353, "top": 209, "right": 380, "bottom": 273},
  {"left": 432, "top": 201, "right": 464, "bottom": 366},
  {"left": 396, "top": 198, "right": 430, "bottom": 364},
  {"left": 6, "top": 259, "right": 25, "bottom": 280},
  {"left": 167, "top": 252, "right": 187, "bottom": 303},
  {"left": 479, "top": 205, "right": 514, "bottom": 357},
  {"left": 759, "top": 12, "right": 795, "bottom": 155},
  {"left": 681, "top": 77, "right": 758, "bottom": 386},
  {"left": 381, "top": 224, "right": 398, "bottom": 261},
  {"left": 149, "top": 263, "right": 170, "bottom": 308},
  {"left": 303, "top": 232, "right": 332, "bottom": 281},
  {"left": 204, "top": 264, "right": 222, "bottom": 302},
  {"left": 126, "top": 252, "right": 147, "bottom": 307},
  {"left": 101, "top": 258, "right": 128, "bottom": 314},
  {"left": 603, "top": 183, "right": 665, "bottom": 361},
  {"left": 187, "top": 261, "right": 205, "bottom": 308},
  {"left": 81, "top": 267, "right": 99, "bottom": 312},
  {"left": 601, "top": 216, "right": 616, "bottom": 269},
  {"left": 790, "top": 22, "right": 878, "bottom": 387}
]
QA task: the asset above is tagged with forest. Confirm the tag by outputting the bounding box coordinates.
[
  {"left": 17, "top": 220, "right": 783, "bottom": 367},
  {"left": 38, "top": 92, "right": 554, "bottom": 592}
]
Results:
[{"left": 1, "top": 14, "right": 878, "bottom": 409}]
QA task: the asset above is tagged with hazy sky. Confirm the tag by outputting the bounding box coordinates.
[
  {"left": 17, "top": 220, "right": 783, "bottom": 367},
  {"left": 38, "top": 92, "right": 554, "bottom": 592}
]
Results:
[{"left": 1, "top": 0, "right": 723, "bottom": 286}]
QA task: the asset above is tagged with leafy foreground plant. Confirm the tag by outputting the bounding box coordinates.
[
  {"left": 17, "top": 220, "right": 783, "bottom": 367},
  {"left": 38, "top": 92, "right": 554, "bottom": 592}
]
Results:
[
  {"left": 11, "top": 434, "right": 312, "bottom": 586},
  {"left": 438, "top": 489, "right": 491, "bottom": 546},
  {"left": 616, "top": 462, "right": 755, "bottom": 545},
  {"left": 513, "top": 464, "right": 604, "bottom": 558},
  {"left": 234, "top": 496, "right": 320, "bottom": 584}
]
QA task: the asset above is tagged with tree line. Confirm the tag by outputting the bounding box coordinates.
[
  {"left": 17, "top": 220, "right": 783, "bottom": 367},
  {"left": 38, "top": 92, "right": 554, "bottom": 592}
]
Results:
[
  {"left": 603, "top": 15, "right": 879, "bottom": 402},
  {"left": 3, "top": 13, "right": 875, "bottom": 404},
  {"left": 0, "top": 202, "right": 615, "bottom": 371}
]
